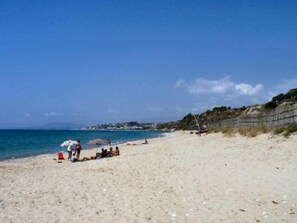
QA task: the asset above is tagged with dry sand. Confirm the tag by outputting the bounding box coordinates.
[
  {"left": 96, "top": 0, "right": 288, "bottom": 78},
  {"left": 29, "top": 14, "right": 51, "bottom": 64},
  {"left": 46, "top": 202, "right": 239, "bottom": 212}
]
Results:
[{"left": 0, "top": 132, "right": 296, "bottom": 223}]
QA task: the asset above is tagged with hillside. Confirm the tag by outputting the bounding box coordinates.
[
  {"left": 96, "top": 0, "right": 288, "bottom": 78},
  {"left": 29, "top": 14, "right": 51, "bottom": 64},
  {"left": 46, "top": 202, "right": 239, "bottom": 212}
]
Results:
[{"left": 157, "top": 88, "right": 297, "bottom": 131}]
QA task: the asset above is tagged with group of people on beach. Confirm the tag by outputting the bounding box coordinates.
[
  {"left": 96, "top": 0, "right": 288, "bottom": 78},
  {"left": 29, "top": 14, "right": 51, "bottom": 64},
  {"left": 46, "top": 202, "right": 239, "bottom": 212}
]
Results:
[
  {"left": 97, "top": 147, "right": 120, "bottom": 158},
  {"left": 66, "top": 139, "right": 120, "bottom": 162},
  {"left": 80, "top": 147, "right": 120, "bottom": 161}
]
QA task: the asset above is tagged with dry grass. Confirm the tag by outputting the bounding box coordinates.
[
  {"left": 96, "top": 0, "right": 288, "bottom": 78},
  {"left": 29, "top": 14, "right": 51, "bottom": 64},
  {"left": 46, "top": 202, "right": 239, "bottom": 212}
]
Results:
[
  {"left": 208, "top": 128, "right": 220, "bottom": 133},
  {"left": 218, "top": 125, "right": 271, "bottom": 137},
  {"left": 221, "top": 127, "right": 237, "bottom": 137},
  {"left": 238, "top": 125, "right": 270, "bottom": 137},
  {"left": 238, "top": 127, "right": 258, "bottom": 137},
  {"left": 283, "top": 123, "right": 297, "bottom": 138},
  {"left": 273, "top": 127, "right": 286, "bottom": 135},
  {"left": 212, "top": 124, "right": 297, "bottom": 138}
]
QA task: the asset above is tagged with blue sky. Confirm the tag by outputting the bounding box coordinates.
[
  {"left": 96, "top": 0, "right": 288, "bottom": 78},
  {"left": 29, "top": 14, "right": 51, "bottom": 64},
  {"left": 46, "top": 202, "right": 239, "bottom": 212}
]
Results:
[{"left": 0, "top": 0, "right": 297, "bottom": 128}]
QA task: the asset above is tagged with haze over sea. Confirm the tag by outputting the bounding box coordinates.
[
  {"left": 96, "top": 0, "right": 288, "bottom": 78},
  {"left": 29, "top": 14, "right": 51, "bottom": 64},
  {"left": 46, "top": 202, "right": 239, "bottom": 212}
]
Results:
[{"left": 0, "top": 130, "right": 163, "bottom": 161}]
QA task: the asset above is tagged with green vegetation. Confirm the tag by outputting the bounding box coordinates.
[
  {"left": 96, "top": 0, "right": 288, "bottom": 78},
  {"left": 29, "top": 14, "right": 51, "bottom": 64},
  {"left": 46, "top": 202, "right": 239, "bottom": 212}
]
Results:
[
  {"left": 272, "top": 93, "right": 285, "bottom": 103},
  {"left": 265, "top": 88, "right": 297, "bottom": 109},
  {"left": 264, "top": 101, "right": 278, "bottom": 109},
  {"left": 177, "top": 113, "right": 196, "bottom": 130},
  {"left": 273, "top": 127, "right": 286, "bottom": 135},
  {"left": 283, "top": 123, "right": 297, "bottom": 138},
  {"left": 157, "top": 88, "right": 297, "bottom": 132},
  {"left": 156, "top": 121, "right": 178, "bottom": 131},
  {"left": 213, "top": 106, "right": 231, "bottom": 112},
  {"left": 208, "top": 128, "right": 220, "bottom": 133},
  {"left": 286, "top": 88, "right": 297, "bottom": 99}
]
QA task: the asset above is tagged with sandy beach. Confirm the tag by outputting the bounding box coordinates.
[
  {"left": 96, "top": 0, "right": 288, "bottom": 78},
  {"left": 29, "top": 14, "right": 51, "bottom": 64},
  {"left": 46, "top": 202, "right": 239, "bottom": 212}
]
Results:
[{"left": 0, "top": 132, "right": 296, "bottom": 223}]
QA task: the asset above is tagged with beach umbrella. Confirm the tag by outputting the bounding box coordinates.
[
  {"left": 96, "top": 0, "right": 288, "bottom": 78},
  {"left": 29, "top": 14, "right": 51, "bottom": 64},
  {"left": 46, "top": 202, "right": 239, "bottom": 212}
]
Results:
[
  {"left": 60, "top": 140, "right": 78, "bottom": 147},
  {"left": 88, "top": 139, "right": 107, "bottom": 146}
]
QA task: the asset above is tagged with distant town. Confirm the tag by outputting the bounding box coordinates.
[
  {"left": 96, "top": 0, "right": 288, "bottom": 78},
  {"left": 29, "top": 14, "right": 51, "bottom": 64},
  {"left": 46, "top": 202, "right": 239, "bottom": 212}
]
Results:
[{"left": 82, "top": 122, "right": 157, "bottom": 131}]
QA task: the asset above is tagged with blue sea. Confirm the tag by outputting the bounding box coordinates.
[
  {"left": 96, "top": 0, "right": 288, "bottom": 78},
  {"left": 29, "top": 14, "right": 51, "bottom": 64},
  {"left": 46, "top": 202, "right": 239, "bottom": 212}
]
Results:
[{"left": 0, "top": 130, "right": 164, "bottom": 161}]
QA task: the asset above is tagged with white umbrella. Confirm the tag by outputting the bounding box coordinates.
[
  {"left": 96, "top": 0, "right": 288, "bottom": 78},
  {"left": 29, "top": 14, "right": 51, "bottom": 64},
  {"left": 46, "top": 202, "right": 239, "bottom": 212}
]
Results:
[
  {"left": 60, "top": 140, "right": 78, "bottom": 147},
  {"left": 88, "top": 139, "right": 107, "bottom": 146}
]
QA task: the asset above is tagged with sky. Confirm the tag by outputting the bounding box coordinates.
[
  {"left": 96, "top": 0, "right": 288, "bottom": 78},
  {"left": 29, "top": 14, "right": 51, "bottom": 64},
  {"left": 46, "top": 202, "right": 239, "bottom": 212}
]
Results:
[{"left": 0, "top": 0, "right": 297, "bottom": 128}]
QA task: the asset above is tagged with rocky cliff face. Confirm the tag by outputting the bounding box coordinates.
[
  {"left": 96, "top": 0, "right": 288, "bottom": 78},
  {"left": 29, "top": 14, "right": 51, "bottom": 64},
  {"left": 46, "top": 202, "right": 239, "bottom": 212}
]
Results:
[
  {"left": 204, "top": 101, "right": 297, "bottom": 129},
  {"left": 157, "top": 88, "right": 297, "bottom": 131}
]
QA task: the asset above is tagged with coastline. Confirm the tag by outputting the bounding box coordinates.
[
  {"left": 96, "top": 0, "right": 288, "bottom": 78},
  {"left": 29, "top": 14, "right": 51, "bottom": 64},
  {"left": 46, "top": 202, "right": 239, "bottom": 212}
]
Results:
[
  {"left": 0, "top": 133, "right": 168, "bottom": 164},
  {"left": 0, "top": 131, "right": 296, "bottom": 222},
  {"left": 0, "top": 130, "right": 165, "bottom": 162}
]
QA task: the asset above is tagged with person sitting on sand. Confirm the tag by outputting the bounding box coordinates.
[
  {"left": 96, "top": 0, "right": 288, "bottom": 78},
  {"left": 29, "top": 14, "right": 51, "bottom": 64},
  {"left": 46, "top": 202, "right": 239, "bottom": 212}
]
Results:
[
  {"left": 101, "top": 148, "right": 107, "bottom": 158},
  {"left": 112, "top": 147, "right": 117, "bottom": 156},
  {"left": 114, "top": 147, "right": 120, "bottom": 156},
  {"left": 96, "top": 148, "right": 104, "bottom": 159},
  {"left": 106, "top": 147, "right": 113, "bottom": 157}
]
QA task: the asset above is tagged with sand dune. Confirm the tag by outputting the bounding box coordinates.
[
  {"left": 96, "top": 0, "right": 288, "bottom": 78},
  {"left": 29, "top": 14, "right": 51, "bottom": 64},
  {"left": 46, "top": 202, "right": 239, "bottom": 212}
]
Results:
[{"left": 0, "top": 132, "right": 296, "bottom": 223}]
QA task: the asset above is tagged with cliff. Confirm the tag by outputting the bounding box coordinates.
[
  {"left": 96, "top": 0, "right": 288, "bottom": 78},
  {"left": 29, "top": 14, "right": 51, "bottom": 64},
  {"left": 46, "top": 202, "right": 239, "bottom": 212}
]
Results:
[
  {"left": 157, "top": 88, "right": 297, "bottom": 131},
  {"left": 204, "top": 101, "right": 297, "bottom": 129}
]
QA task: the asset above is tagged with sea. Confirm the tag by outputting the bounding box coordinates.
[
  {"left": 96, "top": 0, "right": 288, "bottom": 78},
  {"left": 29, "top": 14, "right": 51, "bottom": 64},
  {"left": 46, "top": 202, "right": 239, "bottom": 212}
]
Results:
[{"left": 0, "top": 130, "right": 164, "bottom": 161}]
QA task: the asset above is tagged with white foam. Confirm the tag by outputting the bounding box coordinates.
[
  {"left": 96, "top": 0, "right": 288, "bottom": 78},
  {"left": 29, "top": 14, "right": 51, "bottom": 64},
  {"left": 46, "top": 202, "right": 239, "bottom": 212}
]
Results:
[{"left": 161, "top": 133, "right": 172, "bottom": 137}]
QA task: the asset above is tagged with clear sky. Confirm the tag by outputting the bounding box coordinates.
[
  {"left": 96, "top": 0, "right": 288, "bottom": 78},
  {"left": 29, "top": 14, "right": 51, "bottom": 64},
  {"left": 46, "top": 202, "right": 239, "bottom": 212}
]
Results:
[{"left": 0, "top": 0, "right": 297, "bottom": 128}]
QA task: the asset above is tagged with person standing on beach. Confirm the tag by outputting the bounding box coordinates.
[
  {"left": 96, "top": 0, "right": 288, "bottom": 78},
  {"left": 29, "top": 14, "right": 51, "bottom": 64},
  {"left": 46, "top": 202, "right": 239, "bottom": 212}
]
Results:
[
  {"left": 107, "top": 138, "right": 111, "bottom": 146},
  {"left": 67, "top": 144, "right": 75, "bottom": 161},
  {"left": 74, "top": 140, "right": 82, "bottom": 159}
]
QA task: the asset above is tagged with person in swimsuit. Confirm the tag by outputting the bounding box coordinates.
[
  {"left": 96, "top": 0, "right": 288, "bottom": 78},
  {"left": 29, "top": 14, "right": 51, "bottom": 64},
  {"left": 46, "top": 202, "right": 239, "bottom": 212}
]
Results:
[
  {"left": 106, "top": 147, "right": 113, "bottom": 157},
  {"left": 75, "top": 139, "right": 82, "bottom": 159},
  {"left": 114, "top": 147, "right": 120, "bottom": 156}
]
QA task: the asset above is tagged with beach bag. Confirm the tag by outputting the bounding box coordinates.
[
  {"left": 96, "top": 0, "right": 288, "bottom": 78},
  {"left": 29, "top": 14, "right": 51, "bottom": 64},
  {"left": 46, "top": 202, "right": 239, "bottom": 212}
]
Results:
[{"left": 58, "top": 152, "right": 65, "bottom": 160}]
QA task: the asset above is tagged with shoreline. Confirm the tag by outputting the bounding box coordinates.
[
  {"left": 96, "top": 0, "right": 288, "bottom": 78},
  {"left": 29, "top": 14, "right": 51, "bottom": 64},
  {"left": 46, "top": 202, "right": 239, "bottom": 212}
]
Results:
[
  {"left": 0, "top": 133, "right": 171, "bottom": 163},
  {"left": 1, "top": 131, "right": 296, "bottom": 222},
  {"left": 0, "top": 131, "right": 168, "bottom": 162}
]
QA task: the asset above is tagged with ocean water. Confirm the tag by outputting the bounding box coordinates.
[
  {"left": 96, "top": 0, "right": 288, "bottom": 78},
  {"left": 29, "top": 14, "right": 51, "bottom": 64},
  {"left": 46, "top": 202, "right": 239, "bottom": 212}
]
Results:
[{"left": 0, "top": 130, "right": 163, "bottom": 161}]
